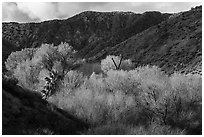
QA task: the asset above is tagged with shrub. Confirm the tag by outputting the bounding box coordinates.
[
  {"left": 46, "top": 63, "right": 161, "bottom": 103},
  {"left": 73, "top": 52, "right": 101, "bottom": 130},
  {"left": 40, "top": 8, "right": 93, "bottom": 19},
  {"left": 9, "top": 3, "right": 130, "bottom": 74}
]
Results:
[
  {"left": 129, "top": 65, "right": 171, "bottom": 90},
  {"left": 22, "top": 128, "right": 55, "bottom": 135},
  {"left": 83, "top": 122, "right": 185, "bottom": 135},
  {"left": 170, "top": 73, "right": 202, "bottom": 104},
  {"left": 128, "top": 123, "right": 186, "bottom": 135},
  {"left": 49, "top": 65, "right": 201, "bottom": 135},
  {"left": 136, "top": 71, "right": 202, "bottom": 134},
  {"left": 105, "top": 69, "right": 141, "bottom": 95},
  {"left": 37, "top": 68, "right": 51, "bottom": 91},
  {"left": 49, "top": 71, "right": 138, "bottom": 125},
  {"left": 5, "top": 43, "right": 80, "bottom": 91},
  {"left": 60, "top": 71, "right": 85, "bottom": 92},
  {"left": 101, "top": 55, "right": 133, "bottom": 73},
  {"left": 5, "top": 48, "right": 36, "bottom": 73},
  {"left": 78, "top": 63, "right": 102, "bottom": 76},
  {"left": 6, "top": 47, "right": 200, "bottom": 135},
  {"left": 49, "top": 85, "right": 110, "bottom": 125},
  {"left": 83, "top": 123, "right": 133, "bottom": 135},
  {"left": 57, "top": 42, "right": 76, "bottom": 58},
  {"left": 167, "top": 73, "right": 202, "bottom": 134},
  {"left": 51, "top": 61, "right": 64, "bottom": 75},
  {"left": 13, "top": 60, "right": 40, "bottom": 90}
]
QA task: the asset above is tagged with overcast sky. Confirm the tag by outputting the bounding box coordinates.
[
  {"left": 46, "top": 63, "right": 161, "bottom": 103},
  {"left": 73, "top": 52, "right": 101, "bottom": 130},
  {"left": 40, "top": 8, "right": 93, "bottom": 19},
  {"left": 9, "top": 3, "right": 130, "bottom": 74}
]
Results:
[{"left": 2, "top": 2, "right": 201, "bottom": 23}]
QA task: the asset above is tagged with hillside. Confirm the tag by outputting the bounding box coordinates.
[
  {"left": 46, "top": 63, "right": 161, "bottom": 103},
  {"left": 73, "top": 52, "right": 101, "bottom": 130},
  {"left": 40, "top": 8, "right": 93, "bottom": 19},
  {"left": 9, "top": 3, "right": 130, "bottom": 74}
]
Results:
[
  {"left": 2, "top": 11, "right": 170, "bottom": 66},
  {"left": 2, "top": 78, "right": 89, "bottom": 135},
  {"left": 2, "top": 39, "right": 20, "bottom": 72},
  {"left": 103, "top": 5, "right": 202, "bottom": 74},
  {"left": 2, "top": 6, "right": 202, "bottom": 75},
  {"left": 2, "top": 5, "right": 202, "bottom": 135}
]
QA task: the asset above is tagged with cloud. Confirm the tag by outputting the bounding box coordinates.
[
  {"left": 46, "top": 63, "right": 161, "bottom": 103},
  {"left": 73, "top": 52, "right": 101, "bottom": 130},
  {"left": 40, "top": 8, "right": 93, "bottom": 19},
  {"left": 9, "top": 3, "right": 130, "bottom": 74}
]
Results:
[
  {"left": 56, "top": 2, "right": 110, "bottom": 18},
  {"left": 16, "top": 2, "right": 59, "bottom": 20},
  {"left": 2, "top": 2, "right": 201, "bottom": 23},
  {"left": 2, "top": 2, "right": 40, "bottom": 22},
  {"left": 130, "top": 2, "right": 201, "bottom": 13}
]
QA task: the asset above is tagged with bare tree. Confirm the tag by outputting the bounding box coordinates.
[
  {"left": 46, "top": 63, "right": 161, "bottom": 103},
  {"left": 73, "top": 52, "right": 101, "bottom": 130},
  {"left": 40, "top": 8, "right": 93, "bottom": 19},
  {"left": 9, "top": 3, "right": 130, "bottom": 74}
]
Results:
[{"left": 111, "top": 54, "right": 123, "bottom": 70}]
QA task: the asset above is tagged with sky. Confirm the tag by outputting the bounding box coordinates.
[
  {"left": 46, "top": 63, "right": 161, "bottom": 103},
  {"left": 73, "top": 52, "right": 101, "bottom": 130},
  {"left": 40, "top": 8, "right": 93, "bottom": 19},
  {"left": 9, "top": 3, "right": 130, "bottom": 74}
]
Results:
[{"left": 2, "top": 2, "right": 201, "bottom": 23}]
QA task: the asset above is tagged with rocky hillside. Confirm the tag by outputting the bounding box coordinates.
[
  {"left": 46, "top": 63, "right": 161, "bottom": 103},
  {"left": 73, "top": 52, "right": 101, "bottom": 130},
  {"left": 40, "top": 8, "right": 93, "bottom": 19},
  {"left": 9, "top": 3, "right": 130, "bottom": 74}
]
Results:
[
  {"left": 2, "top": 11, "right": 170, "bottom": 64},
  {"left": 2, "top": 6, "right": 202, "bottom": 74},
  {"left": 104, "top": 6, "right": 202, "bottom": 74},
  {"left": 2, "top": 78, "right": 89, "bottom": 135}
]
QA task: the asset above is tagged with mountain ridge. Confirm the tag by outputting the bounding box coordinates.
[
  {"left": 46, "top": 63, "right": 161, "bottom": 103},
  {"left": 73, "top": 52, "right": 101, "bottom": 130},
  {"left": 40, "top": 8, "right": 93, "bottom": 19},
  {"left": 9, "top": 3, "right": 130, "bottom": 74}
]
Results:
[
  {"left": 94, "top": 5, "right": 202, "bottom": 74},
  {"left": 2, "top": 6, "right": 202, "bottom": 74},
  {"left": 2, "top": 10, "right": 170, "bottom": 63}
]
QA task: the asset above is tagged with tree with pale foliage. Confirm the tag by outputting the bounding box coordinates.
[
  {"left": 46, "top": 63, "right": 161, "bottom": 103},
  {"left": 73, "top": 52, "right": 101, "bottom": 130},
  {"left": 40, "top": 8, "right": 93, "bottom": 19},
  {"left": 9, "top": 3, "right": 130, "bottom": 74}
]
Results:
[
  {"left": 101, "top": 55, "right": 133, "bottom": 73},
  {"left": 5, "top": 48, "right": 36, "bottom": 73},
  {"left": 5, "top": 42, "right": 82, "bottom": 91}
]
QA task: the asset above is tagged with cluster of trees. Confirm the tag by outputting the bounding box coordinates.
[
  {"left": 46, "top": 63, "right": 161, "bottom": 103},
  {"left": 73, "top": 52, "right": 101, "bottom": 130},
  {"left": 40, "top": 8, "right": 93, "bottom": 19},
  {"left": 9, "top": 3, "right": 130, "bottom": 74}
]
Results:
[
  {"left": 48, "top": 65, "right": 201, "bottom": 134},
  {"left": 5, "top": 43, "right": 83, "bottom": 93},
  {"left": 5, "top": 43, "right": 202, "bottom": 135}
]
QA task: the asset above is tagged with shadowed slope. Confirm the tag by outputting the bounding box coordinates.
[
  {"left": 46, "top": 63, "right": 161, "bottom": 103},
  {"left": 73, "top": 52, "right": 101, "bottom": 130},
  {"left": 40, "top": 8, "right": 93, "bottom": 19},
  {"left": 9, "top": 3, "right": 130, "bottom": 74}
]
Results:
[{"left": 2, "top": 78, "right": 89, "bottom": 135}]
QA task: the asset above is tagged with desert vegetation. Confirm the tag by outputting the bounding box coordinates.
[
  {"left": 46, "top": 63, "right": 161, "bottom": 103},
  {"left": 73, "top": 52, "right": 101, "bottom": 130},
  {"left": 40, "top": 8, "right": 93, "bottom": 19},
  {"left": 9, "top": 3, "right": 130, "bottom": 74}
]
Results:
[{"left": 4, "top": 43, "right": 202, "bottom": 135}]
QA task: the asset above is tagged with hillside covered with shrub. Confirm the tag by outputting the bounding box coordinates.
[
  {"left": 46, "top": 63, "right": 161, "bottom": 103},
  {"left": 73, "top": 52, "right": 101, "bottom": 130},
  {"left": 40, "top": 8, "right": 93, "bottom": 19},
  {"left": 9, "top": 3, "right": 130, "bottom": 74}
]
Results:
[
  {"left": 3, "top": 42, "right": 202, "bottom": 135},
  {"left": 2, "top": 5, "right": 202, "bottom": 135}
]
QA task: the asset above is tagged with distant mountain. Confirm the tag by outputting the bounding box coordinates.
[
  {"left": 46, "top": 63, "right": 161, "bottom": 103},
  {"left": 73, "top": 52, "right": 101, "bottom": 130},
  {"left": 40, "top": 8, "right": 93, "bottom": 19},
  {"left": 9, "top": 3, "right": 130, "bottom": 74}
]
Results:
[
  {"left": 2, "top": 10, "right": 170, "bottom": 65},
  {"left": 104, "top": 6, "right": 202, "bottom": 74}
]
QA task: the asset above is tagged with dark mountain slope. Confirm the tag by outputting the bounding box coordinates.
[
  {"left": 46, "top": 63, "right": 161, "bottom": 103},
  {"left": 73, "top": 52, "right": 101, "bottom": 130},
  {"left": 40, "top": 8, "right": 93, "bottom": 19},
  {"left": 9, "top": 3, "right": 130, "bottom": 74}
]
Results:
[
  {"left": 2, "top": 11, "right": 170, "bottom": 65},
  {"left": 105, "top": 6, "right": 202, "bottom": 74},
  {"left": 2, "top": 39, "right": 20, "bottom": 72},
  {"left": 2, "top": 78, "right": 89, "bottom": 135}
]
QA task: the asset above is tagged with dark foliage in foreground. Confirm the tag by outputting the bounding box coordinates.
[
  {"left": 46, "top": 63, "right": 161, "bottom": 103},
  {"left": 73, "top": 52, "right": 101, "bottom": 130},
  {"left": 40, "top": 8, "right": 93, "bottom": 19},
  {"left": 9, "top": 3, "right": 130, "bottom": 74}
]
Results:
[{"left": 2, "top": 77, "right": 89, "bottom": 135}]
